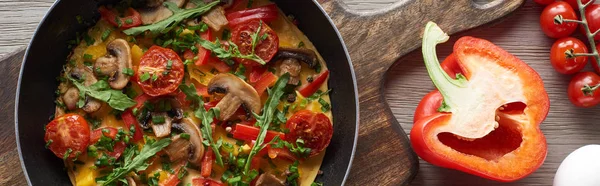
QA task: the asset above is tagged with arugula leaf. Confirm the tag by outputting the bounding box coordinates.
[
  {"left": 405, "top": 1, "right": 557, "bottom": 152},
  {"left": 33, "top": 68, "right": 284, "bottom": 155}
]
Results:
[
  {"left": 179, "top": 84, "right": 224, "bottom": 166},
  {"left": 98, "top": 138, "right": 171, "bottom": 185},
  {"left": 243, "top": 73, "right": 290, "bottom": 174},
  {"left": 123, "top": 1, "right": 219, "bottom": 35},
  {"left": 69, "top": 77, "right": 136, "bottom": 111},
  {"left": 164, "top": 2, "right": 183, "bottom": 13}
]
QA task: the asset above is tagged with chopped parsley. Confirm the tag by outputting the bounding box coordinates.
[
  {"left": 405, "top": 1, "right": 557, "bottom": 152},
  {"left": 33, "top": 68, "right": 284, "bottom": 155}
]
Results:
[
  {"left": 140, "top": 72, "right": 151, "bottom": 82},
  {"left": 122, "top": 68, "right": 134, "bottom": 76},
  {"left": 101, "top": 29, "right": 112, "bottom": 41}
]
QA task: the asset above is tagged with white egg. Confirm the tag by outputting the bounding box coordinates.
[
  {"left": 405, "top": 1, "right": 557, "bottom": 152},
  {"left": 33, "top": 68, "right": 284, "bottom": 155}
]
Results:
[{"left": 554, "top": 145, "right": 600, "bottom": 186}]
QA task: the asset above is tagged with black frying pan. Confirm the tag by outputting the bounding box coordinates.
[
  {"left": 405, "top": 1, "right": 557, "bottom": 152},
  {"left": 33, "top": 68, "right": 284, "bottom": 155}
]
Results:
[{"left": 15, "top": 0, "right": 358, "bottom": 185}]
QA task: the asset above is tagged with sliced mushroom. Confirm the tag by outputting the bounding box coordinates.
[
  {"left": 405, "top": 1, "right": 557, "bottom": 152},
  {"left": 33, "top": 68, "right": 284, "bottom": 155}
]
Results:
[
  {"left": 126, "top": 176, "right": 137, "bottom": 186},
  {"left": 255, "top": 173, "right": 285, "bottom": 186},
  {"left": 201, "top": 6, "right": 228, "bottom": 31},
  {"left": 138, "top": 0, "right": 186, "bottom": 25},
  {"left": 150, "top": 112, "right": 172, "bottom": 137},
  {"left": 70, "top": 68, "right": 102, "bottom": 113},
  {"left": 271, "top": 48, "right": 319, "bottom": 69},
  {"left": 164, "top": 134, "right": 192, "bottom": 161},
  {"left": 279, "top": 58, "right": 302, "bottom": 85},
  {"left": 171, "top": 118, "right": 205, "bottom": 165},
  {"left": 62, "top": 87, "right": 80, "bottom": 110},
  {"left": 207, "top": 74, "right": 261, "bottom": 121},
  {"left": 94, "top": 39, "right": 132, "bottom": 90}
]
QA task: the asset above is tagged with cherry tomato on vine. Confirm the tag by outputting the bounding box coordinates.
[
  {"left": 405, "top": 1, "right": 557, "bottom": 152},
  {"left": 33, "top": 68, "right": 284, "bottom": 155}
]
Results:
[
  {"left": 44, "top": 114, "right": 90, "bottom": 160},
  {"left": 534, "top": 0, "right": 555, "bottom": 5},
  {"left": 568, "top": 72, "right": 600, "bottom": 107},
  {"left": 550, "top": 37, "right": 588, "bottom": 74},
  {"left": 540, "top": 1, "right": 578, "bottom": 38},
  {"left": 592, "top": 44, "right": 600, "bottom": 74},
  {"left": 584, "top": 4, "right": 600, "bottom": 41},
  {"left": 565, "top": 0, "right": 591, "bottom": 9}
]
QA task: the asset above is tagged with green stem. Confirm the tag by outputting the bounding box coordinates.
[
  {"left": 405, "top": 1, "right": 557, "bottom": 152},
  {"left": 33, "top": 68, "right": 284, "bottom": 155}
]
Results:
[
  {"left": 421, "top": 22, "right": 467, "bottom": 112},
  {"left": 582, "top": 84, "right": 600, "bottom": 96},
  {"left": 575, "top": 0, "right": 600, "bottom": 67}
]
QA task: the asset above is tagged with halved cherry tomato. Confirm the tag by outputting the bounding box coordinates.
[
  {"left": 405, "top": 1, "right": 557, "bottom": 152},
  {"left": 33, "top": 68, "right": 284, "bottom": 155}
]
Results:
[
  {"left": 137, "top": 46, "right": 185, "bottom": 96},
  {"left": 565, "top": 0, "right": 591, "bottom": 9},
  {"left": 252, "top": 71, "right": 277, "bottom": 96},
  {"left": 540, "top": 1, "right": 578, "bottom": 38},
  {"left": 98, "top": 7, "right": 142, "bottom": 29},
  {"left": 285, "top": 110, "right": 333, "bottom": 157},
  {"left": 121, "top": 110, "right": 144, "bottom": 142},
  {"left": 201, "top": 148, "right": 214, "bottom": 177},
  {"left": 90, "top": 127, "right": 126, "bottom": 158},
  {"left": 232, "top": 20, "right": 279, "bottom": 67},
  {"left": 584, "top": 4, "right": 600, "bottom": 41},
  {"left": 232, "top": 124, "right": 285, "bottom": 142},
  {"left": 192, "top": 178, "right": 224, "bottom": 186},
  {"left": 44, "top": 113, "right": 90, "bottom": 160},
  {"left": 227, "top": 4, "right": 278, "bottom": 27},
  {"left": 550, "top": 37, "right": 588, "bottom": 74},
  {"left": 568, "top": 72, "right": 600, "bottom": 107},
  {"left": 299, "top": 70, "right": 330, "bottom": 97}
]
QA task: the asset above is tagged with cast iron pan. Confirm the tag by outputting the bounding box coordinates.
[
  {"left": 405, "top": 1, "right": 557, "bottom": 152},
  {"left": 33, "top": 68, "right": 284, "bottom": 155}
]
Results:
[{"left": 15, "top": 0, "right": 358, "bottom": 185}]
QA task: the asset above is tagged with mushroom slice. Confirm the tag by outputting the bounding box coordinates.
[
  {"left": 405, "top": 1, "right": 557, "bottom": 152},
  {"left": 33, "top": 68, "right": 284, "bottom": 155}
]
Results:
[
  {"left": 207, "top": 74, "right": 261, "bottom": 121},
  {"left": 138, "top": 0, "right": 186, "bottom": 25},
  {"left": 82, "top": 96, "right": 102, "bottom": 113},
  {"left": 172, "top": 118, "right": 205, "bottom": 165},
  {"left": 94, "top": 39, "right": 133, "bottom": 90},
  {"left": 201, "top": 6, "right": 228, "bottom": 31},
  {"left": 271, "top": 48, "right": 319, "bottom": 69},
  {"left": 164, "top": 134, "right": 192, "bottom": 161},
  {"left": 62, "top": 87, "right": 80, "bottom": 110},
  {"left": 255, "top": 173, "right": 285, "bottom": 186},
  {"left": 150, "top": 112, "right": 173, "bottom": 137},
  {"left": 279, "top": 58, "right": 302, "bottom": 85},
  {"left": 126, "top": 176, "right": 137, "bottom": 186},
  {"left": 70, "top": 67, "right": 102, "bottom": 113}
]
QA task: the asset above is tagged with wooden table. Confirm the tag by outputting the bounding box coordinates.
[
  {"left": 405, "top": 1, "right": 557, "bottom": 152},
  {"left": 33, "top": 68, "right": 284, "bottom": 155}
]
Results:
[{"left": 0, "top": 0, "right": 592, "bottom": 185}]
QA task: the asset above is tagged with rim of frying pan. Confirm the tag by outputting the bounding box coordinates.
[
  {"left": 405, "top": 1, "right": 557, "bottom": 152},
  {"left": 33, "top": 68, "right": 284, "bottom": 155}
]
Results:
[{"left": 15, "top": 0, "right": 359, "bottom": 185}]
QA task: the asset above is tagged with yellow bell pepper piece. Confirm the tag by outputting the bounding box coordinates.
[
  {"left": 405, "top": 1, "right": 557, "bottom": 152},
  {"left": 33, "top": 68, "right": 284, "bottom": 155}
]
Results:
[
  {"left": 131, "top": 45, "right": 144, "bottom": 67},
  {"left": 188, "top": 64, "right": 214, "bottom": 86},
  {"left": 75, "top": 166, "right": 97, "bottom": 186}
]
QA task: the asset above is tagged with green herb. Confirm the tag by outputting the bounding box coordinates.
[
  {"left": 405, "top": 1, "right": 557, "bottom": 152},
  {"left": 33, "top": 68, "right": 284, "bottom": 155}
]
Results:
[
  {"left": 177, "top": 163, "right": 189, "bottom": 179},
  {"left": 198, "top": 21, "right": 268, "bottom": 65},
  {"left": 115, "top": 17, "right": 122, "bottom": 27},
  {"left": 270, "top": 136, "right": 311, "bottom": 158},
  {"left": 180, "top": 133, "right": 191, "bottom": 140},
  {"left": 94, "top": 153, "right": 114, "bottom": 167},
  {"left": 222, "top": 29, "right": 231, "bottom": 40},
  {"left": 45, "top": 140, "right": 53, "bottom": 149},
  {"left": 151, "top": 74, "right": 159, "bottom": 82},
  {"left": 199, "top": 23, "right": 209, "bottom": 32},
  {"left": 123, "top": 1, "right": 219, "bottom": 35},
  {"left": 140, "top": 72, "right": 151, "bottom": 82},
  {"left": 318, "top": 98, "right": 331, "bottom": 112},
  {"left": 98, "top": 138, "right": 171, "bottom": 185},
  {"left": 162, "top": 162, "right": 174, "bottom": 174},
  {"left": 101, "top": 29, "right": 112, "bottom": 41},
  {"left": 63, "top": 148, "right": 73, "bottom": 160},
  {"left": 87, "top": 145, "right": 98, "bottom": 157},
  {"left": 83, "top": 33, "right": 95, "bottom": 46},
  {"left": 83, "top": 54, "right": 93, "bottom": 61},
  {"left": 122, "top": 68, "right": 134, "bottom": 76},
  {"left": 244, "top": 73, "right": 290, "bottom": 174},
  {"left": 286, "top": 161, "right": 300, "bottom": 186},
  {"left": 298, "top": 41, "right": 305, "bottom": 48},
  {"left": 69, "top": 77, "right": 137, "bottom": 111},
  {"left": 179, "top": 84, "right": 224, "bottom": 166},
  {"left": 76, "top": 15, "right": 83, "bottom": 24},
  {"left": 164, "top": 60, "right": 173, "bottom": 75},
  {"left": 311, "top": 182, "right": 324, "bottom": 186},
  {"left": 152, "top": 115, "right": 166, "bottom": 124},
  {"left": 148, "top": 171, "right": 160, "bottom": 186},
  {"left": 233, "top": 64, "right": 247, "bottom": 80},
  {"left": 125, "top": 18, "right": 133, "bottom": 25}
]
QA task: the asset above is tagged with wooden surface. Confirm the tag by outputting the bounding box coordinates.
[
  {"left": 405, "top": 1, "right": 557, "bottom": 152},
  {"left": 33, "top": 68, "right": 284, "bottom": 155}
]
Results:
[{"left": 0, "top": 0, "right": 586, "bottom": 186}]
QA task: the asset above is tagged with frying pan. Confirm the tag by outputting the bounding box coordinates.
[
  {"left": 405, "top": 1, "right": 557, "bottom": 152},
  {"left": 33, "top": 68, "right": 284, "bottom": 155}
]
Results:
[{"left": 15, "top": 0, "right": 358, "bottom": 185}]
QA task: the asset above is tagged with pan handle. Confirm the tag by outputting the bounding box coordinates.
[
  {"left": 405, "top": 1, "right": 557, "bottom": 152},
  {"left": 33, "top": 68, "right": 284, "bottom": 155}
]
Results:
[{"left": 317, "top": 0, "right": 524, "bottom": 185}]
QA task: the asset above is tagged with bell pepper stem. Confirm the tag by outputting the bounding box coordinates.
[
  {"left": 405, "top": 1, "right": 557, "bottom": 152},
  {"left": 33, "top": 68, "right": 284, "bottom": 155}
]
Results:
[{"left": 422, "top": 22, "right": 468, "bottom": 112}]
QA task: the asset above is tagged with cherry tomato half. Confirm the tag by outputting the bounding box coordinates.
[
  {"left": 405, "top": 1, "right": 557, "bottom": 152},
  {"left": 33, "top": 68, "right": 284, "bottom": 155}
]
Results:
[
  {"left": 568, "top": 72, "right": 600, "bottom": 107},
  {"left": 90, "top": 127, "right": 126, "bottom": 158},
  {"left": 44, "top": 114, "right": 90, "bottom": 160},
  {"left": 585, "top": 4, "right": 600, "bottom": 41},
  {"left": 285, "top": 110, "right": 333, "bottom": 157},
  {"left": 550, "top": 37, "right": 588, "bottom": 74},
  {"left": 232, "top": 20, "right": 279, "bottom": 67},
  {"left": 540, "top": 1, "right": 578, "bottom": 38},
  {"left": 136, "top": 46, "right": 185, "bottom": 96}
]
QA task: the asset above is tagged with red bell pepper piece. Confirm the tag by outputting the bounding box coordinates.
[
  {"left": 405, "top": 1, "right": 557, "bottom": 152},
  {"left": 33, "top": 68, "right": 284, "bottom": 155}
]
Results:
[
  {"left": 249, "top": 66, "right": 267, "bottom": 83},
  {"left": 192, "top": 29, "right": 231, "bottom": 73},
  {"left": 226, "top": 4, "right": 278, "bottom": 27},
  {"left": 192, "top": 178, "right": 224, "bottom": 186},
  {"left": 299, "top": 70, "right": 329, "bottom": 97},
  {"left": 232, "top": 124, "right": 285, "bottom": 142},
  {"left": 98, "top": 7, "right": 142, "bottom": 29},
  {"left": 121, "top": 110, "right": 143, "bottom": 142},
  {"left": 411, "top": 22, "right": 549, "bottom": 182},
  {"left": 159, "top": 161, "right": 186, "bottom": 186},
  {"left": 201, "top": 148, "right": 214, "bottom": 177},
  {"left": 90, "top": 127, "right": 127, "bottom": 158},
  {"left": 252, "top": 71, "right": 277, "bottom": 96}
]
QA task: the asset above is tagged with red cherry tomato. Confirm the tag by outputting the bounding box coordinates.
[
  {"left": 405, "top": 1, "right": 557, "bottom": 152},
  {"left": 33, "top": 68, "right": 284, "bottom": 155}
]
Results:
[
  {"left": 568, "top": 72, "right": 600, "bottom": 107},
  {"left": 592, "top": 44, "right": 600, "bottom": 74},
  {"left": 540, "top": 1, "right": 578, "bottom": 38},
  {"left": 44, "top": 114, "right": 90, "bottom": 160},
  {"left": 584, "top": 4, "right": 600, "bottom": 41},
  {"left": 231, "top": 20, "right": 279, "bottom": 67},
  {"left": 534, "top": 0, "right": 556, "bottom": 5},
  {"left": 564, "top": 0, "right": 591, "bottom": 9},
  {"left": 550, "top": 37, "right": 588, "bottom": 74},
  {"left": 285, "top": 110, "right": 333, "bottom": 157},
  {"left": 90, "top": 127, "right": 126, "bottom": 158},
  {"left": 136, "top": 46, "right": 185, "bottom": 96}
]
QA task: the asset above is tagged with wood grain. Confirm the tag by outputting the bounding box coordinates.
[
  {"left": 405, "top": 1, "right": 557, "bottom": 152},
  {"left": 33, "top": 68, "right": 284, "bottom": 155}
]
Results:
[{"left": 385, "top": 1, "right": 598, "bottom": 185}]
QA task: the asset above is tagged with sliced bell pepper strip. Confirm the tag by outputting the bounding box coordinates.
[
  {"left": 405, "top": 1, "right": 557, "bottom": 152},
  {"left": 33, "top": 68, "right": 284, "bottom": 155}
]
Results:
[
  {"left": 252, "top": 71, "right": 277, "bottom": 96},
  {"left": 410, "top": 22, "right": 549, "bottom": 182},
  {"left": 232, "top": 124, "right": 285, "bottom": 142},
  {"left": 249, "top": 66, "right": 267, "bottom": 83},
  {"left": 121, "top": 110, "right": 143, "bottom": 142},
  {"left": 201, "top": 148, "right": 214, "bottom": 177},
  {"left": 299, "top": 70, "right": 329, "bottom": 97},
  {"left": 159, "top": 161, "right": 186, "bottom": 186},
  {"left": 192, "top": 29, "right": 231, "bottom": 73},
  {"left": 98, "top": 7, "right": 142, "bottom": 29},
  {"left": 226, "top": 4, "right": 278, "bottom": 27}
]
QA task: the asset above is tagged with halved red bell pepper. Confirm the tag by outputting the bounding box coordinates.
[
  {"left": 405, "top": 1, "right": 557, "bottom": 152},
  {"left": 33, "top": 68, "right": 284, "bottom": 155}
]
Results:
[
  {"left": 98, "top": 7, "right": 142, "bottom": 29},
  {"left": 226, "top": 4, "right": 278, "bottom": 27},
  {"left": 299, "top": 70, "right": 329, "bottom": 97},
  {"left": 232, "top": 124, "right": 285, "bottom": 142},
  {"left": 411, "top": 22, "right": 550, "bottom": 182}
]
